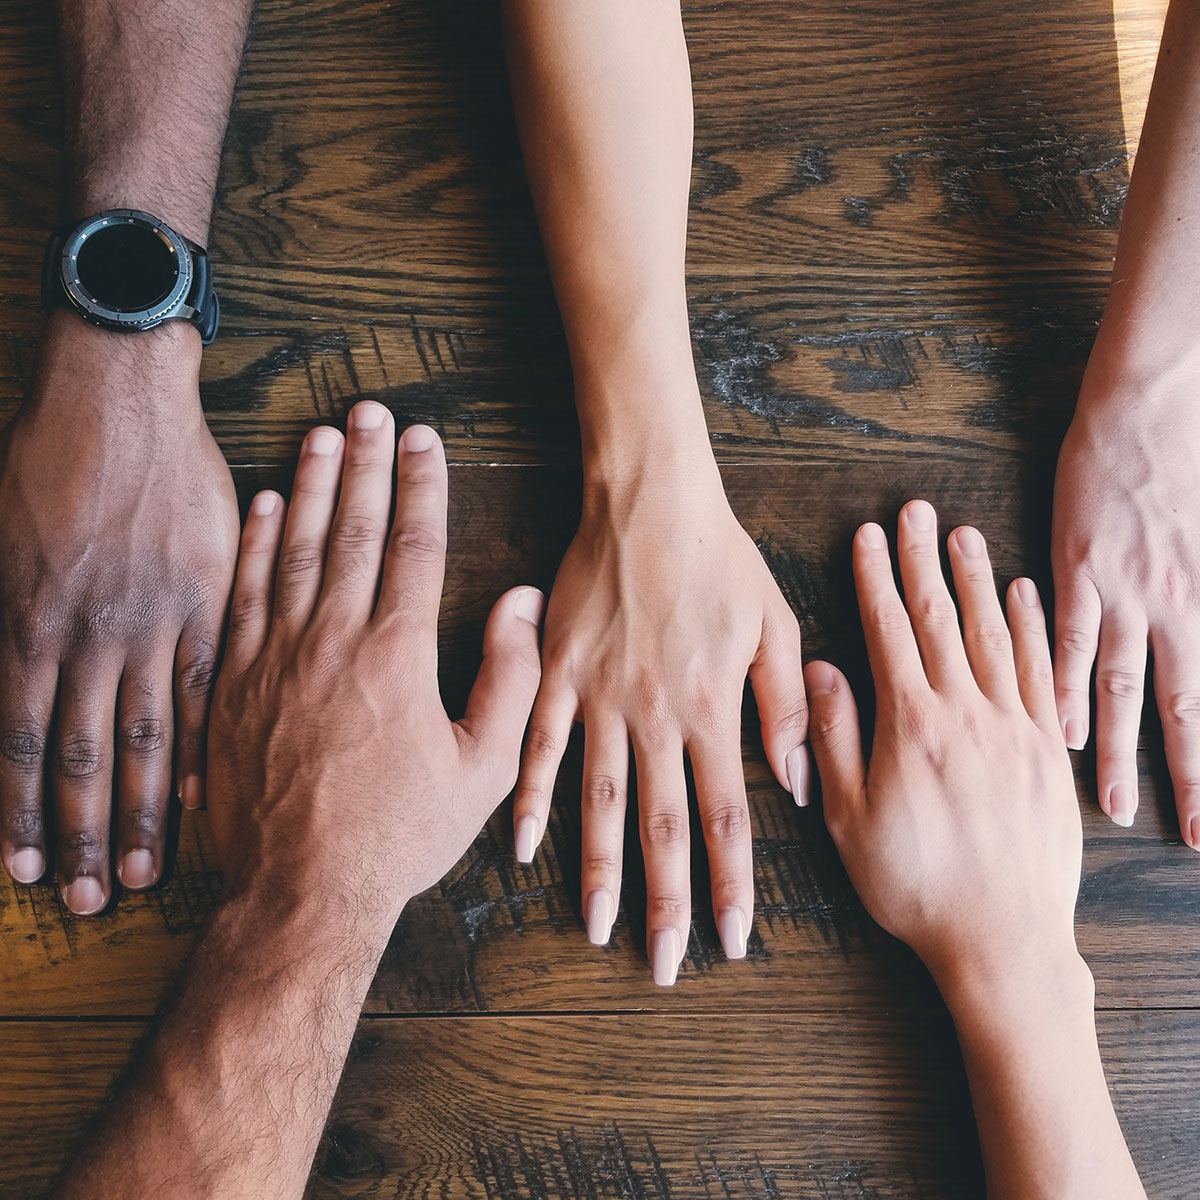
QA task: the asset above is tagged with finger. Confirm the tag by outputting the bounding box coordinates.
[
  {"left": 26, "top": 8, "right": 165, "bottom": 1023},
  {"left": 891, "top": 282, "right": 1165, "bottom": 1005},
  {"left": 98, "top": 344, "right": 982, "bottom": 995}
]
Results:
[
  {"left": 455, "top": 586, "right": 545, "bottom": 799},
  {"left": 114, "top": 650, "right": 175, "bottom": 891},
  {"left": 318, "top": 401, "right": 396, "bottom": 622},
  {"left": 803, "top": 660, "right": 866, "bottom": 845},
  {"left": 273, "top": 426, "right": 345, "bottom": 631},
  {"left": 375, "top": 425, "right": 448, "bottom": 634},
  {"left": 224, "top": 491, "right": 287, "bottom": 674},
  {"left": 852, "top": 521, "right": 926, "bottom": 693},
  {"left": 1052, "top": 571, "right": 1101, "bottom": 750},
  {"left": 1006, "top": 579, "right": 1058, "bottom": 732},
  {"left": 632, "top": 731, "right": 691, "bottom": 988},
  {"left": 513, "top": 683, "right": 577, "bottom": 864},
  {"left": 1150, "top": 625, "right": 1200, "bottom": 851},
  {"left": 1093, "top": 612, "right": 1148, "bottom": 828},
  {"left": 174, "top": 604, "right": 223, "bottom": 813},
  {"left": 896, "top": 500, "right": 973, "bottom": 691},
  {"left": 947, "top": 525, "right": 1018, "bottom": 706},
  {"left": 0, "top": 652, "right": 57, "bottom": 885},
  {"left": 578, "top": 710, "right": 629, "bottom": 947},
  {"left": 688, "top": 723, "right": 753, "bottom": 961},
  {"left": 52, "top": 659, "right": 122, "bottom": 915},
  {"left": 748, "top": 601, "right": 809, "bottom": 805}
]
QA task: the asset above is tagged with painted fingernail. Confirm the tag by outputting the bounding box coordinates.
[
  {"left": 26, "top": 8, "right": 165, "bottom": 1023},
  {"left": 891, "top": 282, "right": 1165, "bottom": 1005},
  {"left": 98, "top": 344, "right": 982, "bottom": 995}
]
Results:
[
  {"left": 859, "top": 523, "right": 886, "bottom": 549},
  {"left": 956, "top": 527, "right": 984, "bottom": 557},
  {"left": 718, "top": 907, "right": 748, "bottom": 960},
  {"left": 1108, "top": 785, "right": 1135, "bottom": 828},
  {"left": 62, "top": 876, "right": 105, "bottom": 916},
  {"left": 353, "top": 401, "right": 387, "bottom": 429},
  {"left": 785, "top": 746, "right": 809, "bottom": 807},
  {"left": 9, "top": 847, "right": 44, "bottom": 885},
  {"left": 180, "top": 775, "right": 205, "bottom": 811},
  {"left": 1015, "top": 577, "right": 1039, "bottom": 606},
  {"left": 514, "top": 587, "right": 545, "bottom": 626},
  {"left": 905, "top": 500, "right": 935, "bottom": 530},
  {"left": 1064, "top": 718, "right": 1086, "bottom": 751},
  {"left": 585, "top": 889, "right": 616, "bottom": 945},
  {"left": 650, "top": 928, "right": 682, "bottom": 987},
  {"left": 308, "top": 428, "right": 341, "bottom": 455},
  {"left": 118, "top": 849, "right": 156, "bottom": 890},
  {"left": 402, "top": 424, "right": 438, "bottom": 453},
  {"left": 515, "top": 814, "right": 541, "bottom": 864},
  {"left": 1187, "top": 817, "right": 1200, "bottom": 851}
]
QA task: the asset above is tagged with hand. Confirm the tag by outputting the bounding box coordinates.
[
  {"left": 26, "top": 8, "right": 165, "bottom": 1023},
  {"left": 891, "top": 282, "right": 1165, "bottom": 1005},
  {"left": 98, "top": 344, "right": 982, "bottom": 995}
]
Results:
[
  {"left": 206, "top": 401, "right": 544, "bottom": 931},
  {"left": 1052, "top": 379, "right": 1200, "bottom": 843},
  {"left": 0, "top": 313, "right": 239, "bottom": 912},
  {"left": 512, "top": 455, "right": 807, "bottom": 985},
  {"left": 805, "top": 500, "right": 1081, "bottom": 992}
]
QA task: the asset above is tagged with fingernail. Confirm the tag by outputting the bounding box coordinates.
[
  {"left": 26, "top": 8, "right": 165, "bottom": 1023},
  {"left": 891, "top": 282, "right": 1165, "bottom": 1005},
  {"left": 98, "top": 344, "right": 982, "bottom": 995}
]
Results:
[
  {"left": 515, "top": 814, "right": 541, "bottom": 864},
  {"left": 353, "top": 401, "right": 387, "bottom": 429},
  {"left": 514, "top": 587, "right": 545, "bottom": 626},
  {"left": 1108, "top": 785, "right": 1135, "bottom": 828},
  {"left": 118, "top": 849, "right": 156, "bottom": 890},
  {"left": 585, "top": 889, "right": 616, "bottom": 945},
  {"left": 956, "top": 527, "right": 984, "bottom": 557},
  {"left": 859, "top": 523, "right": 886, "bottom": 549},
  {"left": 1015, "top": 577, "right": 1039, "bottom": 606},
  {"left": 718, "top": 907, "right": 748, "bottom": 960},
  {"left": 308, "top": 428, "right": 341, "bottom": 455},
  {"left": 9, "top": 847, "right": 44, "bottom": 884},
  {"left": 805, "top": 661, "right": 838, "bottom": 696},
  {"left": 785, "top": 746, "right": 809, "bottom": 807},
  {"left": 1063, "top": 718, "right": 1086, "bottom": 751},
  {"left": 650, "top": 928, "right": 682, "bottom": 987},
  {"left": 180, "top": 775, "right": 204, "bottom": 811},
  {"left": 62, "top": 876, "right": 105, "bottom": 916},
  {"left": 402, "top": 424, "right": 438, "bottom": 453},
  {"left": 1187, "top": 817, "right": 1200, "bottom": 851},
  {"left": 250, "top": 491, "right": 278, "bottom": 516},
  {"left": 905, "top": 500, "right": 935, "bottom": 530}
]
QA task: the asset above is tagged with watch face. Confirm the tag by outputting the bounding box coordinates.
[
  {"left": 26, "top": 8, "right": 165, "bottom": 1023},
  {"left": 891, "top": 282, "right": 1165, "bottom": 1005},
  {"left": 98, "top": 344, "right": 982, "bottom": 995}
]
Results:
[{"left": 75, "top": 222, "right": 179, "bottom": 312}]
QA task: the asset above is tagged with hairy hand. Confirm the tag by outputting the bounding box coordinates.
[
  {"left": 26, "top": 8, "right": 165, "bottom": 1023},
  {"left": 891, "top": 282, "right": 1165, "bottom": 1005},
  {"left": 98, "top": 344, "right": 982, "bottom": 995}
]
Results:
[
  {"left": 0, "top": 314, "right": 239, "bottom": 911},
  {"left": 512, "top": 462, "right": 806, "bottom": 985},
  {"left": 1053, "top": 387, "right": 1200, "bottom": 842},
  {"left": 806, "top": 501, "right": 1081, "bottom": 991},
  {"left": 207, "top": 402, "right": 543, "bottom": 932}
]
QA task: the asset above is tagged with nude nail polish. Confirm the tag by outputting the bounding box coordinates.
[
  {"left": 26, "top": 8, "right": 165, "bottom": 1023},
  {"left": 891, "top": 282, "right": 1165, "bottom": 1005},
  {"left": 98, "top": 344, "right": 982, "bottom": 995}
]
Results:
[
  {"left": 9, "top": 847, "right": 44, "bottom": 885},
  {"left": 1063, "top": 718, "right": 1086, "bottom": 751},
  {"left": 1188, "top": 817, "right": 1200, "bottom": 852},
  {"left": 515, "top": 814, "right": 541, "bottom": 864},
  {"left": 1108, "top": 785, "right": 1135, "bottom": 828},
  {"left": 718, "top": 907, "right": 748, "bottom": 960},
  {"left": 585, "top": 889, "right": 616, "bottom": 945},
  {"left": 650, "top": 928, "right": 682, "bottom": 987},
  {"left": 785, "top": 747, "right": 809, "bottom": 807},
  {"left": 62, "top": 876, "right": 105, "bottom": 916}
]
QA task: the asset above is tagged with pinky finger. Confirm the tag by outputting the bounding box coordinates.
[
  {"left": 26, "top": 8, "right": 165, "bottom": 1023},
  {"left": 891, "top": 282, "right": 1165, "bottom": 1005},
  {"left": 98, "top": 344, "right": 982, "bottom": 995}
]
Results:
[
  {"left": 513, "top": 685, "right": 577, "bottom": 864},
  {"left": 224, "top": 492, "right": 287, "bottom": 674},
  {"left": 1007, "top": 578, "right": 1059, "bottom": 733}
]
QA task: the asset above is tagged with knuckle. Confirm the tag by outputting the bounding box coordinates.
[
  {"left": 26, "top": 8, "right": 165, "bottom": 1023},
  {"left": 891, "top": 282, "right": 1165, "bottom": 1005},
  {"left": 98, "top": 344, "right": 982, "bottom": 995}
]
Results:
[
  {"left": 0, "top": 727, "right": 46, "bottom": 771},
  {"left": 524, "top": 726, "right": 561, "bottom": 765},
  {"left": 965, "top": 623, "right": 1010, "bottom": 655},
  {"left": 56, "top": 733, "right": 105, "bottom": 780},
  {"left": 1017, "top": 660, "right": 1054, "bottom": 693},
  {"left": 1097, "top": 668, "right": 1142, "bottom": 702},
  {"left": 1165, "top": 691, "right": 1200, "bottom": 729},
  {"left": 389, "top": 524, "right": 445, "bottom": 565},
  {"left": 4, "top": 804, "right": 42, "bottom": 840},
  {"left": 332, "top": 517, "right": 386, "bottom": 551},
  {"left": 60, "top": 827, "right": 106, "bottom": 864},
  {"left": 227, "top": 591, "right": 268, "bottom": 636},
  {"left": 643, "top": 809, "right": 689, "bottom": 849},
  {"left": 70, "top": 600, "right": 121, "bottom": 645},
  {"left": 276, "top": 543, "right": 326, "bottom": 582},
  {"left": 7, "top": 610, "right": 54, "bottom": 661},
  {"left": 703, "top": 801, "right": 749, "bottom": 844},
  {"left": 179, "top": 644, "right": 218, "bottom": 700},
  {"left": 646, "top": 895, "right": 689, "bottom": 925},
  {"left": 767, "top": 696, "right": 809, "bottom": 735},
  {"left": 1058, "top": 625, "right": 1095, "bottom": 657},
  {"left": 913, "top": 594, "right": 955, "bottom": 628},
  {"left": 121, "top": 806, "right": 162, "bottom": 839},
  {"left": 896, "top": 701, "right": 939, "bottom": 747},
  {"left": 865, "top": 604, "right": 911, "bottom": 640},
  {"left": 119, "top": 717, "right": 166, "bottom": 756},
  {"left": 583, "top": 850, "right": 622, "bottom": 877},
  {"left": 583, "top": 773, "right": 625, "bottom": 814}
]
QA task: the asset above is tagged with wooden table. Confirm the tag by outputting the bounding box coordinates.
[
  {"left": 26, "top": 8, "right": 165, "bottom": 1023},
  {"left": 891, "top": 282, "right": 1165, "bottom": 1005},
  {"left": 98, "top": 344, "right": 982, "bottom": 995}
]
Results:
[{"left": 1, "top": 1, "right": 1196, "bottom": 1196}]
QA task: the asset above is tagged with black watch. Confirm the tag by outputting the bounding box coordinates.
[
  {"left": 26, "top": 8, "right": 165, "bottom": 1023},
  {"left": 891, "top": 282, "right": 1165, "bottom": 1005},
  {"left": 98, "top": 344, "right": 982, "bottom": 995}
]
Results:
[{"left": 41, "top": 209, "right": 220, "bottom": 345}]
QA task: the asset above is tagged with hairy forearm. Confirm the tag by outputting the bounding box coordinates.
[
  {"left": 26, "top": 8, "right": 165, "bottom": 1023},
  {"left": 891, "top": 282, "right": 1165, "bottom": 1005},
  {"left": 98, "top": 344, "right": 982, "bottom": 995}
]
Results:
[
  {"left": 56, "top": 890, "right": 391, "bottom": 1199},
  {"left": 940, "top": 953, "right": 1144, "bottom": 1200},
  {"left": 58, "top": 0, "right": 255, "bottom": 245},
  {"left": 502, "top": 0, "right": 712, "bottom": 475}
]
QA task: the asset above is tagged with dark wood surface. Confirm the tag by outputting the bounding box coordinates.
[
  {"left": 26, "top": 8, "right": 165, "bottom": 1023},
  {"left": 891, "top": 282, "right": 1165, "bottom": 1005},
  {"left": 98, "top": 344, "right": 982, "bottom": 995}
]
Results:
[{"left": 1, "top": 0, "right": 1196, "bottom": 1196}]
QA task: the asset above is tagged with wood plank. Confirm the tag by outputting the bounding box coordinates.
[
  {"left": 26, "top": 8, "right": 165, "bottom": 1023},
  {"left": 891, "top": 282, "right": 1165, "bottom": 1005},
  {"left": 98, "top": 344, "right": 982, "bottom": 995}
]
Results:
[
  {"left": 3, "top": 463, "right": 1197, "bottom": 1017},
  {"left": 1, "top": 1010, "right": 1196, "bottom": 1200}
]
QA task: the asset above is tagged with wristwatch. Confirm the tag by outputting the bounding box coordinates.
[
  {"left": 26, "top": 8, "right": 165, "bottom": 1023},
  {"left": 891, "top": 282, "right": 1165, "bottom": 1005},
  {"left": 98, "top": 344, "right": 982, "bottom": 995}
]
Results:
[{"left": 41, "top": 209, "right": 220, "bottom": 344}]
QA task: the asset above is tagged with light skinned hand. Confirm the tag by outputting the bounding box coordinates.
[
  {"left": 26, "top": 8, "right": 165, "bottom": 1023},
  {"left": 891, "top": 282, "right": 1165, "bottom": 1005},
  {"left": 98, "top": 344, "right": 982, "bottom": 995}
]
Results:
[
  {"left": 806, "top": 500, "right": 1081, "bottom": 989},
  {"left": 0, "top": 313, "right": 239, "bottom": 912},
  {"left": 512, "top": 460, "right": 807, "bottom": 985},
  {"left": 1053, "top": 389, "right": 1200, "bottom": 842},
  {"left": 206, "top": 401, "right": 544, "bottom": 927}
]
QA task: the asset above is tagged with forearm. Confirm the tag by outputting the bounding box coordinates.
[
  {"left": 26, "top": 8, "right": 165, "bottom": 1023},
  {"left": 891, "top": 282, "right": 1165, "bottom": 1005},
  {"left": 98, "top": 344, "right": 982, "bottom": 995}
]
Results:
[
  {"left": 940, "top": 953, "right": 1144, "bottom": 1200},
  {"left": 56, "top": 889, "right": 391, "bottom": 1199},
  {"left": 502, "top": 0, "right": 713, "bottom": 479},
  {"left": 58, "top": 0, "right": 255, "bottom": 246}
]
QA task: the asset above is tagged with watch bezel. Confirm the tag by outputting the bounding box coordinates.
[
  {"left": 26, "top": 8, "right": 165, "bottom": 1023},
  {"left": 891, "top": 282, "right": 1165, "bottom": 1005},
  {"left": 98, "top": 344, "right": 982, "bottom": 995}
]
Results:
[{"left": 60, "top": 209, "right": 194, "bottom": 332}]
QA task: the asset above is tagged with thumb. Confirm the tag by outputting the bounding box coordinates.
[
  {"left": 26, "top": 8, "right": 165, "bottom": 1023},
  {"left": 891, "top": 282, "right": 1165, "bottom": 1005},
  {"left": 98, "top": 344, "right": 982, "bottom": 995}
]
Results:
[
  {"left": 455, "top": 586, "right": 545, "bottom": 799},
  {"left": 803, "top": 661, "right": 867, "bottom": 840}
]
